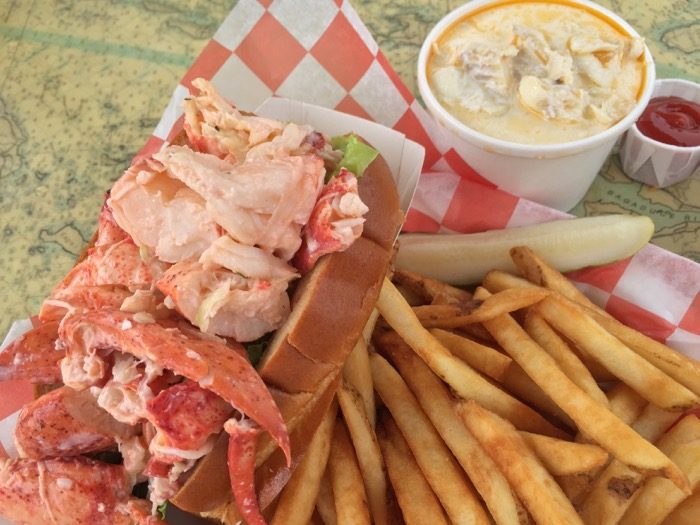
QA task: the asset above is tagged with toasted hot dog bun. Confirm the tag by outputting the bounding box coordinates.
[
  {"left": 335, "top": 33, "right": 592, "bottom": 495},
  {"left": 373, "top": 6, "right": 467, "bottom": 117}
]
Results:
[{"left": 170, "top": 135, "right": 402, "bottom": 523}]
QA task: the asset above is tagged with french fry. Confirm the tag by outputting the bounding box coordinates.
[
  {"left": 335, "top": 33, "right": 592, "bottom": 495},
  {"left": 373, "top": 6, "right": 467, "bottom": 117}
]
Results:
[
  {"left": 510, "top": 245, "right": 608, "bottom": 317},
  {"left": 343, "top": 337, "right": 375, "bottom": 428},
  {"left": 431, "top": 291, "right": 470, "bottom": 305},
  {"left": 655, "top": 413, "right": 700, "bottom": 447},
  {"left": 413, "top": 304, "right": 474, "bottom": 327},
  {"left": 606, "top": 383, "right": 648, "bottom": 424},
  {"left": 661, "top": 490, "right": 700, "bottom": 525},
  {"left": 473, "top": 286, "right": 690, "bottom": 492},
  {"left": 361, "top": 308, "right": 380, "bottom": 348},
  {"left": 344, "top": 310, "right": 382, "bottom": 429},
  {"left": 630, "top": 405, "right": 680, "bottom": 442},
  {"left": 523, "top": 311, "right": 608, "bottom": 407},
  {"left": 392, "top": 276, "right": 492, "bottom": 341},
  {"left": 579, "top": 404, "right": 681, "bottom": 525},
  {"left": 518, "top": 431, "right": 609, "bottom": 476},
  {"left": 392, "top": 268, "right": 472, "bottom": 305},
  {"left": 458, "top": 401, "right": 584, "bottom": 525},
  {"left": 556, "top": 385, "right": 648, "bottom": 506},
  {"left": 328, "top": 419, "right": 371, "bottom": 525},
  {"left": 381, "top": 336, "right": 525, "bottom": 525},
  {"left": 585, "top": 307, "right": 700, "bottom": 398},
  {"left": 509, "top": 242, "right": 700, "bottom": 399},
  {"left": 430, "top": 328, "right": 512, "bottom": 381},
  {"left": 495, "top": 248, "right": 700, "bottom": 396},
  {"left": 378, "top": 415, "right": 449, "bottom": 525},
  {"left": 415, "top": 288, "right": 549, "bottom": 329},
  {"left": 618, "top": 415, "right": 700, "bottom": 525},
  {"left": 382, "top": 255, "right": 700, "bottom": 524},
  {"left": 501, "top": 363, "right": 576, "bottom": 431},
  {"left": 272, "top": 401, "right": 337, "bottom": 525},
  {"left": 572, "top": 351, "right": 620, "bottom": 383},
  {"left": 370, "top": 352, "right": 490, "bottom": 525},
  {"left": 536, "top": 294, "right": 700, "bottom": 411},
  {"left": 483, "top": 270, "right": 620, "bottom": 382},
  {"left": 376, "top": 278, "right": 567, "bottom": 438},
  {"left": 316, "top": 471, "right": 337, "bottom": 525},
  {"left": 483, "top": 270, "right": 538, "bottom": 293},
  {"left": 337, "top": 380, "right": 388, "bottom": 525},
  {"left": 482, "top": 270, "right": 612, "bottom": 379}
]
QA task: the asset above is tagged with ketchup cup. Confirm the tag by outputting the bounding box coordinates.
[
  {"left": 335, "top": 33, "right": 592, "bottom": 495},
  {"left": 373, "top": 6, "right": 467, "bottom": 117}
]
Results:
[{"left": 620, "top": 78, "right": 700, "bottom": 188}]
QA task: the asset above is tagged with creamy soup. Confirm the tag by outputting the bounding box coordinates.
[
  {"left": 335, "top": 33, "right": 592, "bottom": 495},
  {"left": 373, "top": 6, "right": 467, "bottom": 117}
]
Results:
[{"left": 428, "top": 1, "right": 646, "bottom": 144}]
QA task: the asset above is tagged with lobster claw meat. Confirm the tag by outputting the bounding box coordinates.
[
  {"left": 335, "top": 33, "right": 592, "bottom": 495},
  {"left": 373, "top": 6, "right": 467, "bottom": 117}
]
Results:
[
  {"left": 59, "top": 309, "right": 291, "bottom": 465},
  {"left": 0, "top": 320, "right": 62, "bottom": 384},
  {"left": 145, "top": 380, "right": 233, "bottom": 462},
  {"left": 14, "top": 386, "right": 136, "bottom": 459},
  {"left": 225, "top": 418, "right": 265, "bottom": 525},
  {"left": 0, "top": 456, "right": 165, "bottom": 525}
]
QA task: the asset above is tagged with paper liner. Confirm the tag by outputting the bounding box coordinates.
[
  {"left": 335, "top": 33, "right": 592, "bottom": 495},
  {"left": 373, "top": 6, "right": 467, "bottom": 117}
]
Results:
[
  {"left": 1, "top": 2, "right": 700, "bottom": 521},
  {"left": 620, "top": 79, "right": 700, "bottom": 188},
  {"left": 254, "top": 97, "right": 424, "bottom": 213}
]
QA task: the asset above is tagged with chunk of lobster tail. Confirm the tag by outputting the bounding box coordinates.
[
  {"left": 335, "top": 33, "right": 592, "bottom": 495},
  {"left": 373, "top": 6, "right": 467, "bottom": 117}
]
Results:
[
  {"left": 95, "top": 194, "right": 131, "bottom": 247},
  {"left": 0, "top": 320, "right": 62, "bottom": 384},
  {"left": 294, "top": 168, "right": 368, "bottom": 274},
  {"left": 39, "top": 285, "right": 132, "bottom": 322},
  {"left": 0, "top": 456, "right": 164, "bottom": 525},
  {"left": 39, "top": 200, "right": 164, "bottom": 323},
  {"left": 59, "top": 310, "right": 290, "bottom": 465},
  {"left": 41, "top": 241, "right": 154, "bottom": 303},
  {"left": 14, "top": 386, "right": 136, "bottom": 459}
]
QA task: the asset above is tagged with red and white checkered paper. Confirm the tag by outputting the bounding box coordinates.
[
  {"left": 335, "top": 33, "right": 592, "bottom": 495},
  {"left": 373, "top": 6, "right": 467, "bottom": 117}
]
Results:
[
  {"left": 131, "top": 0, "right": 700, "bottom": 362},
  {"left": 2, "top": 0, "right": 700, "bottom": 463}
]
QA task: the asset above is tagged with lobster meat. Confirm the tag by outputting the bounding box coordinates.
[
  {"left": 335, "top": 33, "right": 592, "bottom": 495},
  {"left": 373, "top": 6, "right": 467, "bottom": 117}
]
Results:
[
  {"left": 14, "top": 386, "right": 135, "bottom": 459},
  {"left": 0, "top": 78, "right": 371, "bottom": 525},
  {"left": 0, "top": 456, "right": 165, "bottom": 525},
  {"left": 0, "top": 321, "right": 62, "bottom": 384}
]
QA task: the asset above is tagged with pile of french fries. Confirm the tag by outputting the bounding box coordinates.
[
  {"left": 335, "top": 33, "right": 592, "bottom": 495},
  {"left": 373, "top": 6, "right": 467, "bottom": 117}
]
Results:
[{"left": 271, "top": 246, "right": 700, "bottom": 525}]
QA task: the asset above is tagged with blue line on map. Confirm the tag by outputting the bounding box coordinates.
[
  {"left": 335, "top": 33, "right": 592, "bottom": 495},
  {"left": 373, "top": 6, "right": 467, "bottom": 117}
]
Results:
[{"left": 0, "top": 25, "right": 193, "bottom": 67}]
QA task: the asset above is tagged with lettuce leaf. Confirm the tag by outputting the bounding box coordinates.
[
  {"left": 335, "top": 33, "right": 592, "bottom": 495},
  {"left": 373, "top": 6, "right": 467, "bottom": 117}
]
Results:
[
  {"left": 245, "top": 332, "right": 272, "bottom": 366},
  {"left": 329, "top": 134, "right": 379, "bottom": 181}
]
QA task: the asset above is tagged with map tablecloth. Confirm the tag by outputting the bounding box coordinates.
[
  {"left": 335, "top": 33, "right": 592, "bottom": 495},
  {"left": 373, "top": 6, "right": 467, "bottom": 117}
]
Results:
[{"left": 1, "top": 0, "right": 699, "bottom": 469}]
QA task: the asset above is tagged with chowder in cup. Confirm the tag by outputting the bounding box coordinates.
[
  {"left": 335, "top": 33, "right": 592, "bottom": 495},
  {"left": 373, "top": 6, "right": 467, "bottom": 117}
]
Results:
[{"left": 418, "top": 0, "right": 655, "bottom": 210}]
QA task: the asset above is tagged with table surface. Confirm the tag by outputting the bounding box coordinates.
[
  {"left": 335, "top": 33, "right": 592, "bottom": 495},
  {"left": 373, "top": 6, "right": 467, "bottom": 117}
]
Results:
[{"left": 1, "top": 0, "right": 699, "bottom": 336}]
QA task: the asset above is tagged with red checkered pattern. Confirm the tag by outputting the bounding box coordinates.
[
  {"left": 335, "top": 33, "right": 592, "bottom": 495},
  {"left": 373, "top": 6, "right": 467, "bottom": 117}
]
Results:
[
  {"left": 172, "top": 0, "right": 700, "bottom": 348},
  {"left": 6, "top": 0, "right": 700, "bottom": 460}
]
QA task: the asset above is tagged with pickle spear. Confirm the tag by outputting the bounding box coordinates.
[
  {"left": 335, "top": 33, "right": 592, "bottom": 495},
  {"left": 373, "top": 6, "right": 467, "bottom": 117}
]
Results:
[{"left": 396, "top": 215, "right": 654, "bottom": 285}]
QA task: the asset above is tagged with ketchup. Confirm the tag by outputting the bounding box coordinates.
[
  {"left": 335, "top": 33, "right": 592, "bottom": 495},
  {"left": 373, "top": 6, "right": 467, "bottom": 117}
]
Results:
[{"left": 637, "top": 96, "right": 700, "bottom": 147}]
